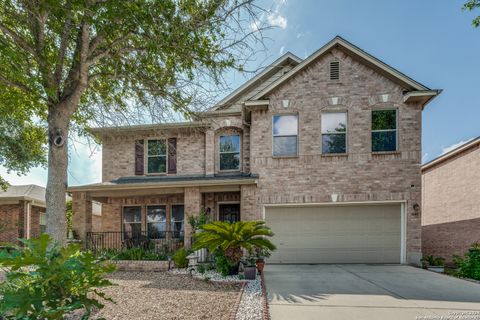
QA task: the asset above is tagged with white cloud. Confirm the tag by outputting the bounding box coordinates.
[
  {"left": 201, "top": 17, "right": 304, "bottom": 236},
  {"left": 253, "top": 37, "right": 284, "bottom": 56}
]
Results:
[
  {"left": 422, "top": 153, "right": 429, "bottom": 163},
  {"left": 267, "top": 12, "right": 287, "bottom": 29},
  {"left": 279, "top": 46, "right": 285, "bottom": 55},
  {"left": 440, "top": 138, "right": 475, "bottom": 155},
  {"left": 296, "top": 32, "right": 303, "bottom": 39}
]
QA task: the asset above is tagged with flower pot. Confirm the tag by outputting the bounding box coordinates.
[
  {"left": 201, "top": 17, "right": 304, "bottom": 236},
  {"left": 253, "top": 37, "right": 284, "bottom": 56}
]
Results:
[
  {"left": 256, "top": 259, "right": 265, "bottom": 273},
  {"left": 244, "top": 266, "right": 257, "bottom": 280},
  {"left": 228, "top": 263, "right": 240, "bottom": 276},
  {"left": 427, "top": 266, "right": 444, "bottom": 273}
]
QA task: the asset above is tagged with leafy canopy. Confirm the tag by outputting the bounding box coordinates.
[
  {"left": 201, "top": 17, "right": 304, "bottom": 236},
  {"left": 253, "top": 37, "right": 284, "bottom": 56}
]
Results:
[
  {"left": 0, "top": 234, "right": 115, "bottom": 319},
  {"left": 464, "top": 0, "right": 480, "bottom": 27}
]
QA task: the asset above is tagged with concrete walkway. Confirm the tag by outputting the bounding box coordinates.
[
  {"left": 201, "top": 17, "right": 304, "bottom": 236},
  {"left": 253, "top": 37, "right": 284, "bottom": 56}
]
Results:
[{"left": 265, "top": 264, "right": 480, "bottom": 320}]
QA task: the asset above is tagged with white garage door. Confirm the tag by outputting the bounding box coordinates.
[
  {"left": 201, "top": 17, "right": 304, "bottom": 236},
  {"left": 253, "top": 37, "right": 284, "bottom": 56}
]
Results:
[{"left": 265, "top": 204, "right": 402, "bottom": 264}]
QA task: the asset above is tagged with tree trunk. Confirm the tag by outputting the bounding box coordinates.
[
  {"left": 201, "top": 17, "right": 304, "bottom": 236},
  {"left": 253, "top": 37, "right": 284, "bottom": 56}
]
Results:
[{"left": 45, "top": 105, "right": 70, "bottom": 246}]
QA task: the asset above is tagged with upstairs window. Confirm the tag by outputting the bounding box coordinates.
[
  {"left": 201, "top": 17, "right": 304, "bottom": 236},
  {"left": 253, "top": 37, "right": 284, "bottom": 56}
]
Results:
[
  {"left": 273, "top": 115, "right": 298, "bottom": 157},
  {"left": 321, "top": 112, "right": 347, "bottom": 154},
  {"left": 219, "top": 135, "right": 241, "bottom": 170},
  {"left": 147, "top": 139, "right": 167, "bottom": 174},
  {"left": 330, "top": 61, "right": 340, "bottom": 80},
  {"left": 147, "top": 205, "right": 167, "bottom": 239},
  {"left": 372, "top": 109, "right": 397, "bottom": 152}
]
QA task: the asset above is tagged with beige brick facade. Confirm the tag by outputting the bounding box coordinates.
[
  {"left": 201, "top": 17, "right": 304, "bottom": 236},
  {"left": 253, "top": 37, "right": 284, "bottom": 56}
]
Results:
[
  {"left": 422, "top": 141, "right": 480, "bottom": 261},
  {"left": 70, "top": 38, "right": 438, "bottom": 264}
]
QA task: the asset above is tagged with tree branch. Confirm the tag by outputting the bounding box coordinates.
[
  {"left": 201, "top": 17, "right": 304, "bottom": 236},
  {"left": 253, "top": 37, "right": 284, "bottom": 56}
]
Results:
[
  {"left": 0, "top": 23, "right": 36, "bottom": 56},
  {"left": 53, "top": 8, "right": 73, "bottom": 91}
]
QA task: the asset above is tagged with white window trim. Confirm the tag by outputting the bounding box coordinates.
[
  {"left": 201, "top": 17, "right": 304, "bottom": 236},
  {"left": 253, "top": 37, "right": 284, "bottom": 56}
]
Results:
[
  {"left": 146, "top": 204, "right": 167, "bottom": 239},
  {"left": 321, "top": 111, "right": 348, "bottom": 154},
  {"left": 272, "top": 114, "right": 299, "bottom": 157},
  {"left": 219, "top": 134, "right": 241, "bottom": 172},
  {"left": 145, "top": 138, "right": 168, "bottom": 175},
  {"left": 371, "top": 108, "right": 398, "bottom": 152}
]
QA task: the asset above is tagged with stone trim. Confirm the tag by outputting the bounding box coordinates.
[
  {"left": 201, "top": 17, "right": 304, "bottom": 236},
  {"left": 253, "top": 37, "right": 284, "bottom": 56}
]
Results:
[
  {"left": 230, "top": 281, "right": 246, "bottom": 320},
  {"left": 261, "top": 273, "right": 270, "bottom": 320}
]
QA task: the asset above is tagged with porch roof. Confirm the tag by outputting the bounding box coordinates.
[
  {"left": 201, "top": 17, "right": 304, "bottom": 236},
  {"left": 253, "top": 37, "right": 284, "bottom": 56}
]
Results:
[{"left": 67, "top": 173, "right": 258, "bottom": 193}]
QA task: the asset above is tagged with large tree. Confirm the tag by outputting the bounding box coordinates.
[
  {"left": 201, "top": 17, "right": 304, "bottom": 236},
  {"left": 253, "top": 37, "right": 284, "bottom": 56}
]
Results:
[{"left": 0, "top": 0, "right": 268, "bottom": 244}]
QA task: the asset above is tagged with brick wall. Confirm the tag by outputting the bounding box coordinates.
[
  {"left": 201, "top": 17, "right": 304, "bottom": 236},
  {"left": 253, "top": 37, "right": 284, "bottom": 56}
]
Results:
[
  {"left": 422, "top": 145, "right": 480, "bottom": 260},
  {"left": 29, "top": 205, "right": 43, "bottom": 239},
  {"left": 249, "top": 48, "right": 423, "bottom": 263},
  {"left": 0, "top": 204, "right": 23, "bottom": 244}
]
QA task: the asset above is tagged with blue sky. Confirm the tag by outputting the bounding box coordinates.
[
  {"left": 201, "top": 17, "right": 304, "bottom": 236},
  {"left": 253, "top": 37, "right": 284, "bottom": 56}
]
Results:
[{"left": 1, "top": 0, "right": 478, "bottom": 187}]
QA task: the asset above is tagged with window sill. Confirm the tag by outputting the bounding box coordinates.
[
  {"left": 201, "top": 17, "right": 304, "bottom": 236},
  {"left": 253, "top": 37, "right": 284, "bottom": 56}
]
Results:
[
  {"left": 272, "top": 155, "right": 299, "bottom": 159},
  {"left": 372, "top": 151, "right": 400, "bottom": 155},
  {"left": 321, "top": 153, "right": 348, "bottom": 157},
  {"left": 217, "top": 170, "right": 241, "bottom": 174},
  {"left": 145, "top": 173, "right": 168, "bottom": 176}
]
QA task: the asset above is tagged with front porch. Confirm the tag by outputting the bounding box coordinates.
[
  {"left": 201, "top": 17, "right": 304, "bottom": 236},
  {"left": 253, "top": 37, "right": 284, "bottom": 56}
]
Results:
[{"left": 69, "top": 174, "right": 259, "bottom": 253}]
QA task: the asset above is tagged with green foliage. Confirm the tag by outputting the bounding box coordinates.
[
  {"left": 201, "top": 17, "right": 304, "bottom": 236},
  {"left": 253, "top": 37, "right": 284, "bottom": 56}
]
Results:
[
  {"left": 197, "top": 264, "right": 206, "bottom": 274},
  {"left": 172, "top": 248, "right": 189, "bottom": 268},
  {"left": 213, "top": 251, "right": 235, "bottom": 276},
  {"left": 192, "top": 221, "right": 276, "bottom": 266},
  {"left": 421, "top": 255, "right": 445, "bottom": 267},
  {"left": 188, "top": 210, "right": 212, "bottom": 232},
  {"left": 66, "top": 199, "right": 73, "bottom": 234},
  {"left": 98, "top": 248, "right": 167, "bottom": 261},
  {"left": 453, "top": 243, "right": 480, "bottom": 280},
  {"left": 0, "top": 234, "right": 116, "bottom": 319},
  {"left": 463, "top": 0, "right": 480, "bottom": 27}
]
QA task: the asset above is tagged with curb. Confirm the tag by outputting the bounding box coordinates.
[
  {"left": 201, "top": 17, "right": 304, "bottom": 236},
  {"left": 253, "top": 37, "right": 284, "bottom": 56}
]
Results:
[
  {"left": 230, "top": 281, "right": 247, "bottom": 320},
  {"left": 261, "top": 273, "right": 270, "bottom": 320}
]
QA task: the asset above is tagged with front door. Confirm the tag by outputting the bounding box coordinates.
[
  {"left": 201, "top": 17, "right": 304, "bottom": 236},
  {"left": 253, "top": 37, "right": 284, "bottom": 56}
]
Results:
[{"left": 219, "top": 203, "right": 240, "bottom": 223}]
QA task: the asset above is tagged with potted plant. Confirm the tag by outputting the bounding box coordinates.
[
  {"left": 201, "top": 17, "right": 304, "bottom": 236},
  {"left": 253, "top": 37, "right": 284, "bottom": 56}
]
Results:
[
  {"left": 243, "top": 256, "right": 257, "bottom": 280},
  {"left": 192, "top": 221, "right": 276, "bottom": 276},
  {"left": 421, "top": 255, "right": 445, "bottom": 273},
  {"left": 253, "top": 247, "right": 271, "bottom": 274}
]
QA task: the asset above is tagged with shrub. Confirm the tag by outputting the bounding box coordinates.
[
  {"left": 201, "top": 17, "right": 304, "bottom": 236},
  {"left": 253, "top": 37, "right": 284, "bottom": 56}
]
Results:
[
  {"left": 172, "top": 248, "right": 189, "bottom": 268},
  {"left": 197, "top": 264, "right": 206, "bottom": 274},
  {"left": 213, "top": 251, "right": 235, "bottom": 276},
  {"left": 187, "top": 209, "right": 211, "bottom": 232},
  {"left": 454, "top": 243, "right": 480, "bottom": 280},
  {"left": 421, "top": 255, "right": 445, "bottom": 268},
  {"left": 0, "top": 234, "right": 115, "bottom": 319},
  {"left": 192, "top": 221, "right": 276, "bottom": 274}
]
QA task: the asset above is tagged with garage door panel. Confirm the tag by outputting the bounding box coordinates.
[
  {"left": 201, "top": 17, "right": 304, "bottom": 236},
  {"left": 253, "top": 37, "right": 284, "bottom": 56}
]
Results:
[{"left": 265, "top": 204, "right": 402, "bottom": 264}]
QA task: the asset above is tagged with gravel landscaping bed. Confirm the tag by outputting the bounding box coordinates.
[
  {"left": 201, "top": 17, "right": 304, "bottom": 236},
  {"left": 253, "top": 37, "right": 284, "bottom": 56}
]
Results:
[{"left": 87, "top": 271, "right": 242, "bottom": 320}]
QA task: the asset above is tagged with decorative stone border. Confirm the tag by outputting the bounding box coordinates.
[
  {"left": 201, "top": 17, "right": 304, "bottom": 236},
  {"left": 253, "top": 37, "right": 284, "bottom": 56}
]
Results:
[
  {"left": 261, "top": 273, "right": 270, "bottom": 320},
  {"left": 229, "top": 281, "right": 247, "bottom": 320},
  {"left": 109, "top": 260, "right": 170, "bottom": 272}
]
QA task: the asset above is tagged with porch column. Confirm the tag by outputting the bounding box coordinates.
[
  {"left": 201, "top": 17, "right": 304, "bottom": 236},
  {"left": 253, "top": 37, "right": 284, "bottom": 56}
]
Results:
[
  {"left": 240, "top": 184, "right": 261, "bottom": 221},
  {"left": 205, "top": 129, "right": 215, "bottom": 176},
  {"left": 184, "top": 186, "right": 201, "bottom": 248},
  {"left": 72, "top": 191, "right": 92, "bottom": 245}
]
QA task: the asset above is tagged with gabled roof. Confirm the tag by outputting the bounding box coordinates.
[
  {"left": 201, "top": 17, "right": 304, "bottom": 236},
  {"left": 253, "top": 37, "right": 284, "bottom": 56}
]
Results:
[
  {"left": 210, "top": 52, "right": 302, "bottom": 111},
  {"left": 0, "top": 184, "right": 46, "bottom": 207},
  {"left": 252, "top": 36, "right": 438, "bottom": 101},
  {"left": 422, "top": 136, "right": 480, "bottom": 172}
]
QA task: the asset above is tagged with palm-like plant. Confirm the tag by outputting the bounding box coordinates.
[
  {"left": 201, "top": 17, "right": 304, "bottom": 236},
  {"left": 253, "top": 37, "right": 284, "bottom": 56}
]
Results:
[{"left": 192, "top": 221, "right": 276, "bottom": 264}]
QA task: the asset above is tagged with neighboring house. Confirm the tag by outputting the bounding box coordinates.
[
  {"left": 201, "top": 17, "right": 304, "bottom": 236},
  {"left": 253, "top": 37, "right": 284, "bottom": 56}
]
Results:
[
  {"left": 0, "top": 184, "right": 46, "bottom": 243},
  {"left": 69, "top": 36, "right": 441, "bottom": 265},
  {"left": 422, "top": 137, "right": 480, "bottom": 261}
]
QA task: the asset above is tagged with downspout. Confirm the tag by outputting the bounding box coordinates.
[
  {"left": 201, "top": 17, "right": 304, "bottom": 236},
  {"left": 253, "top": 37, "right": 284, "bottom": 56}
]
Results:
[{"left": 25, "top": 201, "right": 31, "bottom": 239}]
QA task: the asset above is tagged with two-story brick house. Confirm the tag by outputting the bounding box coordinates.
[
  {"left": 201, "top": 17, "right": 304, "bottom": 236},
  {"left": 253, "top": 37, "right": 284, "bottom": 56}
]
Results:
[{"left": 69, "top": 36, "right": 440, "bottom": 265}]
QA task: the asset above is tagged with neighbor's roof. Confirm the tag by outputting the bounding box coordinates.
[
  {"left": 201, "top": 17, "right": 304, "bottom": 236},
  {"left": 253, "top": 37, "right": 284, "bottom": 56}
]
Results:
[
  {"left": 422, "top": 136, "right": 480, "bottom": 172},
  {"left": 251, "top": 36, "right": 441, "bottom": 107},
  {"left": 0, "top": 184, "right": 46, "bottom": 207}
]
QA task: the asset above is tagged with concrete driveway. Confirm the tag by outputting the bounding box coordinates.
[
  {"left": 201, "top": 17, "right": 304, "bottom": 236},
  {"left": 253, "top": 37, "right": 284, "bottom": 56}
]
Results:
[{"left": 265, "top": 264, "right": 480, "bottom": 320}]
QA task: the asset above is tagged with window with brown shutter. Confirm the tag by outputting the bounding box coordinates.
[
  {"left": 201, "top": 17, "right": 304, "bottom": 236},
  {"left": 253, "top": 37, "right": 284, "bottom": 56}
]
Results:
[
  {"left": 134, "top": 140, "right": 144, "bottom": 175},
  {"left": 168, "top": 138, "right": 177, "bottom": 174}
]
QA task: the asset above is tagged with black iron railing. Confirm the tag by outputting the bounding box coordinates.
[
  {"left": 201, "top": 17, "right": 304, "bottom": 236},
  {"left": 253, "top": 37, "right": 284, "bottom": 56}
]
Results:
[{"left": 86, "top": 231, "right": 184, "bottom": 254}]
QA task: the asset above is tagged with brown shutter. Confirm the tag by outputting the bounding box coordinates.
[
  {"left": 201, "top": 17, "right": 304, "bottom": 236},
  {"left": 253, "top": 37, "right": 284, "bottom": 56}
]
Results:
[
  {"left": 135, "top": 140, "right": 144, "bottom": 175},
  {"left": 168, "top": 138, "right": 177, "bottom": 174}
]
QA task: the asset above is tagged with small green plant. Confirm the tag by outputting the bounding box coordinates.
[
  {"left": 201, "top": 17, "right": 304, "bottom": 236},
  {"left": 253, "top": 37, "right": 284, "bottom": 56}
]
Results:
[
  {"left": 213, "top": 251, "right": 237, "bottom": 276},
  {"left": 421, "top": 255, "right": 445, "bottom": 268},
  {"left": 172, "top": 248, "right": 189, "bottom": 268},
  {"left": 0, "top": 234, "right": 115, "bottom": 319},
  {"left": 453, "top": 243, "right": 480, "bottom": 280},
  {"left": 187, "top": 209, "right": 212, "bottom": 232},
  {"left": 197, "top": 264, "right": 206, "bottom": 274}
]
